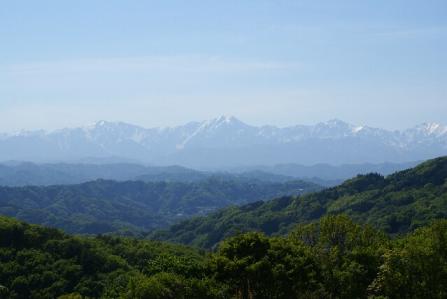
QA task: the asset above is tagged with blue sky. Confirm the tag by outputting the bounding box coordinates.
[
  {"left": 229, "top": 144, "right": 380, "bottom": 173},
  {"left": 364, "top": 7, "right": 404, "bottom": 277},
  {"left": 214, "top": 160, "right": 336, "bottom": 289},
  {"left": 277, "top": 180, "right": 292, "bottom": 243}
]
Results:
[{"left": 0, "top": 0, "right": 446, "bottom": 131}]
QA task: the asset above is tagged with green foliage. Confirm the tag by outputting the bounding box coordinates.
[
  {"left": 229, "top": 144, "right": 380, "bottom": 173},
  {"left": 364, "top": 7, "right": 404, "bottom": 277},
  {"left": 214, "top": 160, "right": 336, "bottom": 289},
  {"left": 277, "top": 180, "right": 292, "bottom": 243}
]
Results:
[
  {"left": 0, "top": 215, "right": 446, "bottom": 298},
  {"left": 155, "top": 156, "right": 447, "bottom": 248},
  {"left": 290, "top": 215, "right": 389, "bottom": 298},
  {"left": 0, "top": 216, "right": 209, "bottom": 299},
  {"left": 210, "top": 232, "right": 320, "bottom": 298},
  {"left": 369, "top": 220, "right": 447, "bottom": 298},
  {"left": 125, "top": 272, "right": 224, "bottom": 299}
]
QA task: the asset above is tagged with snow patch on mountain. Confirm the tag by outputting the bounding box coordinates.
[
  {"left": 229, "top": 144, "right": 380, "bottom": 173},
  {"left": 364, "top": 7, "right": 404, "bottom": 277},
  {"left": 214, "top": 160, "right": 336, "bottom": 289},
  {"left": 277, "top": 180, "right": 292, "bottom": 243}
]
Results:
[{"left": 0, "top": 116, "right": 445, "bottom": 165}]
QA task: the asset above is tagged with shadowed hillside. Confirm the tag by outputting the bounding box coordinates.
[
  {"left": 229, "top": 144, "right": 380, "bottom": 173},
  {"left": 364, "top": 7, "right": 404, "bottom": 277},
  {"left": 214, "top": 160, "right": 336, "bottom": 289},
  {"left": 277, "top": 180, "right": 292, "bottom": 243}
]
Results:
[{"left": 152, "top": 157, "right": 447, "bottom": 248}]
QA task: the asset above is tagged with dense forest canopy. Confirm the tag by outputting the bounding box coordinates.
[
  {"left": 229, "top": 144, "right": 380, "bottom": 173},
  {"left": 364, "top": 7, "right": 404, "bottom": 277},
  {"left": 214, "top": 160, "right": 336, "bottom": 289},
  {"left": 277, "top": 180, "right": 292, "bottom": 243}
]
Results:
[
  {"left": 153, "top": 156, "right": 447, "bottom": 248},
  {"left": 0, "top": 215, "right": 446, "bottom": 298}
]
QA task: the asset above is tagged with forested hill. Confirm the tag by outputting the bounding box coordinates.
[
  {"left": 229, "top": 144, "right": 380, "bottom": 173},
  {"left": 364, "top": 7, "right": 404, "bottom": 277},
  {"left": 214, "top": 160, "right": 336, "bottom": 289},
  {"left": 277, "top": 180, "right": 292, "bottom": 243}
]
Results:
[
  {"left": 1, "top": 214, "right": 446, "bottom": 298},
  {"left": 152, "top": 156, "right": 447, "bottom": 248},
  {"left": 0, "top": 216, "right": 208, "bottom": 298},
  {"left": 0, "top": 177, "right": 320, "bottom": 235}
]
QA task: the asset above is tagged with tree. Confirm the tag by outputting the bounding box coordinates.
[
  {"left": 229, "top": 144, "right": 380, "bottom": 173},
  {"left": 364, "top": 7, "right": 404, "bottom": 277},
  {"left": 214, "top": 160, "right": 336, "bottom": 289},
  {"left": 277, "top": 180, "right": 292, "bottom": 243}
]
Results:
[{"left": 369, "top": 220, "right": 447, "bottom": 298}]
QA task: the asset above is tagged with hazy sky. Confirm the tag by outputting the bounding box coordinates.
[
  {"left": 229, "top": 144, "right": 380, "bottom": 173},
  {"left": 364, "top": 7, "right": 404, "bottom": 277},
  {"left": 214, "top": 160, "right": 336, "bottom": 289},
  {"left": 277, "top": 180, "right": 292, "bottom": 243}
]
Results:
[{"left": 1, "top": 0, "right": 446, "bottom": 131}]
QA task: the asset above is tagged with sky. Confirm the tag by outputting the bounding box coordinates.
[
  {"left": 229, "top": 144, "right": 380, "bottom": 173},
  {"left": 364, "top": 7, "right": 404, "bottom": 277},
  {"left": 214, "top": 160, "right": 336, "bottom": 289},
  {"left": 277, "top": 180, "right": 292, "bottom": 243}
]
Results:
[{"left": 0, "top": 0, "right": 446, "bottom": 132}]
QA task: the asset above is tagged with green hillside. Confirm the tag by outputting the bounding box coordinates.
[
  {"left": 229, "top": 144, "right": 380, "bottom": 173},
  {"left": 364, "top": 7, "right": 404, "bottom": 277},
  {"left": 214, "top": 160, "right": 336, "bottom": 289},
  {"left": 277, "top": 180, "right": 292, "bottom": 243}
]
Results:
[
  {"left": 0, "top": 178, "right": 320, "bottom": 235},
  {"left": 153, "top": 157, "right": 447, "bottom": 248}
]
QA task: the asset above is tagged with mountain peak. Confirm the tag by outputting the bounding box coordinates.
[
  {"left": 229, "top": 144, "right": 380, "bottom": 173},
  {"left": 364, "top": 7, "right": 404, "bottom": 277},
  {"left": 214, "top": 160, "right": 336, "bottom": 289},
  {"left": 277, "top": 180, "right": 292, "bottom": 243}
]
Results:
[
  {"left": 86, "top": 120, "right": 143, "bottom": 131},
  {"left": 323, "top": 119, "right": 352, "bottom": 127},
  {"left": 201, "top": 115, "right": 247, "bottom": 129},
  {"left": 96, "top": 120, "right": 109, "bottom": 127},
  {"left": 82, "top": 120, "right": 115, "bottom": 130},
  {"left": 214, "top": 115, "right": 243, "bottom": 124},
  {"left": 411, "top": 122, "right": 447, "bottom": 137}
]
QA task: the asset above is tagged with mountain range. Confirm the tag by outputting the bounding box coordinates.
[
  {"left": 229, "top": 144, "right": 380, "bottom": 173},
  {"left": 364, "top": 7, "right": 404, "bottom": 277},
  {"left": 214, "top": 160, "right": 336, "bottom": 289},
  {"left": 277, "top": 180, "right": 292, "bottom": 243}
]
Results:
[
  {"left": 1, "top": 116, "right": 446, "bottom": 167},
  {"left": 0, "top": 160, "right": 417, "bottom": 187}
]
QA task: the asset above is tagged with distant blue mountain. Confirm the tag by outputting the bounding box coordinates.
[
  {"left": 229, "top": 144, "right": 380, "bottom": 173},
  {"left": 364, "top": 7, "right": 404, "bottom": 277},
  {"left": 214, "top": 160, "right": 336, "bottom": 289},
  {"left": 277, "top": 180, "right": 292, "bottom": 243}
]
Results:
[{"left": 0, "top": 116, "right": 445, "bottom": 167}]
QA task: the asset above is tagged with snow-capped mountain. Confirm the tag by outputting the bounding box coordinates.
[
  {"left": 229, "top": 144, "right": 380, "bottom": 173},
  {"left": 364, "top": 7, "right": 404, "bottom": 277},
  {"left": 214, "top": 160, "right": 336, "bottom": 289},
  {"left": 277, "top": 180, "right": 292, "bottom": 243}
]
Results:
[{"left": 0, "top": 116, "right": 445, "bottom": 167}]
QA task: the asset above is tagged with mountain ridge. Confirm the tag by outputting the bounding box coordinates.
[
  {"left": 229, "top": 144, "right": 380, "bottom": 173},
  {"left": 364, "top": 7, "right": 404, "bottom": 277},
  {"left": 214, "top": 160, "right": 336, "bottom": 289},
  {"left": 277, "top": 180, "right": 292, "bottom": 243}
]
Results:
[
  {"left": 0, "top": 160, "right": 416, "bottom": 187},
  {"left": 0, "top": 117, "right": 446, "bottom": 167}
]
